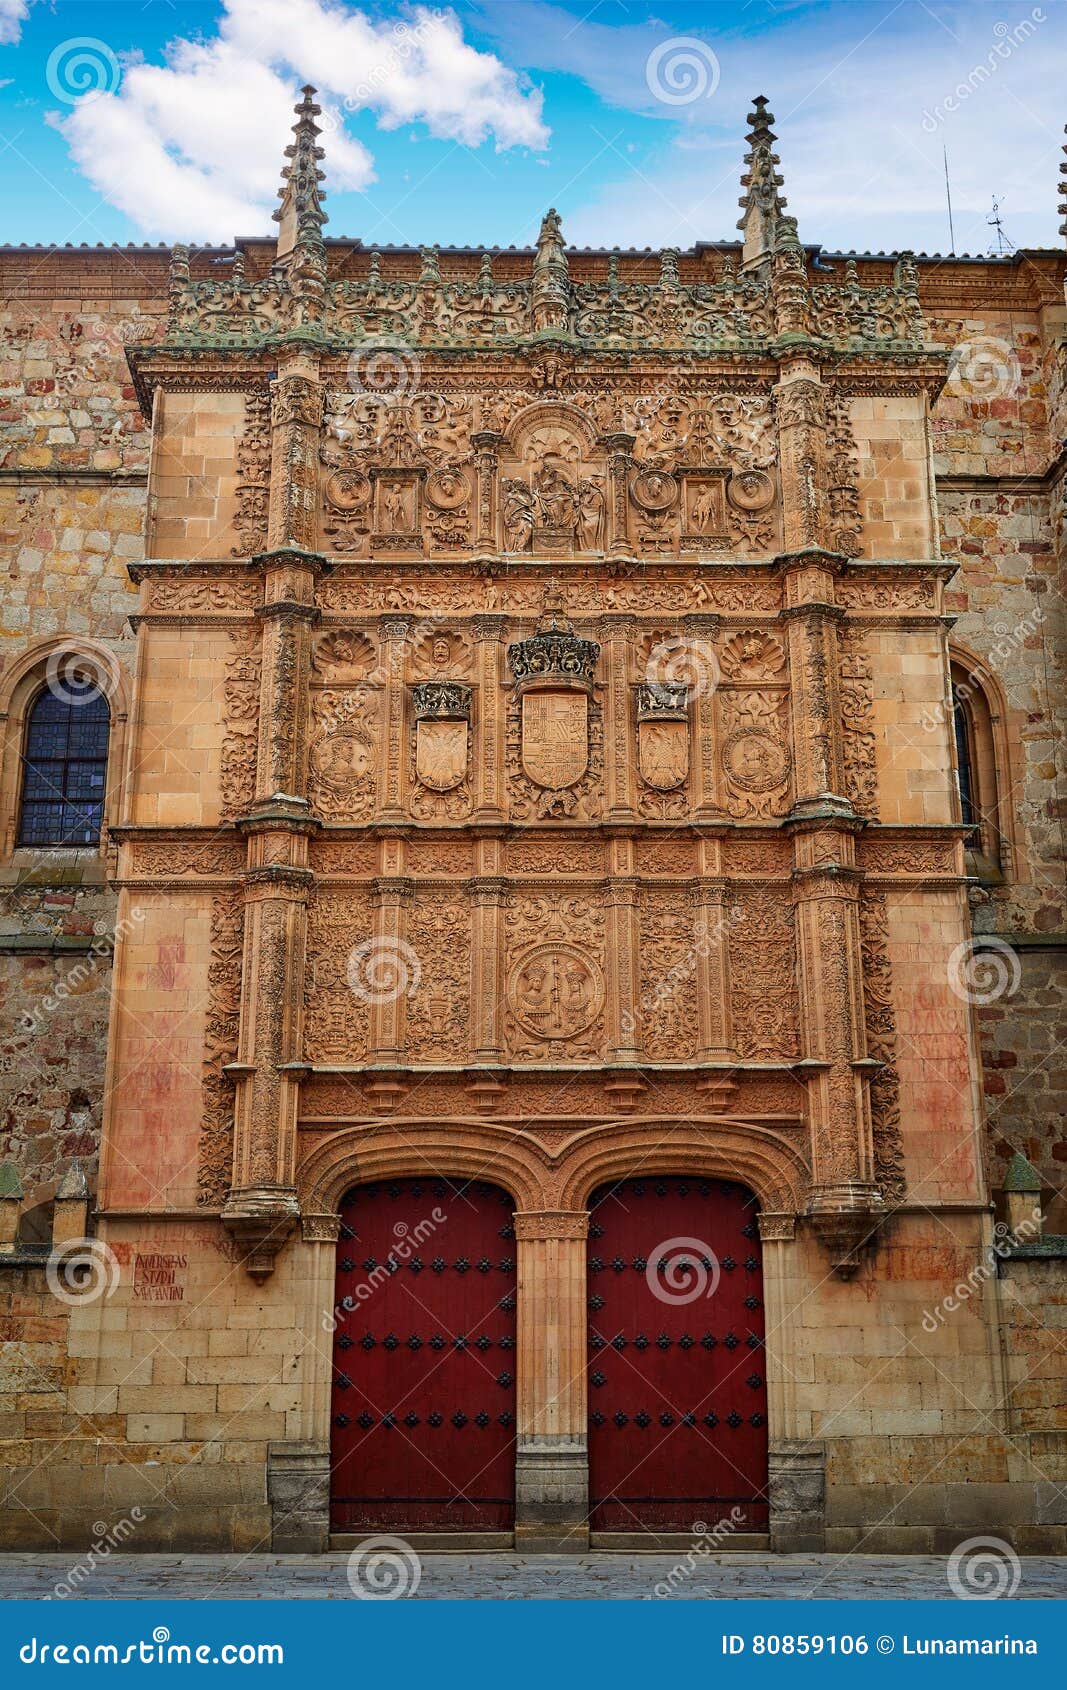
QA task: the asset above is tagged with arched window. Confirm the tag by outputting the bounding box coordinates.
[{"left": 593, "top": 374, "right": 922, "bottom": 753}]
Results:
[
  {"left": 952, "top": 681, "right": 977, "bottom": 830},
  {"left": 950, "top": 653, "right": 1015, "bottom": 882},
  {"left": 17, "top": 678, "right": 110, "bottom": 848}
]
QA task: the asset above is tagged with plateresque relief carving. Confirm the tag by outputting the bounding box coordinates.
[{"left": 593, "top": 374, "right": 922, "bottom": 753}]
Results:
[{"left": 504, "top": 895, "right": 606, "bottom": 1061}]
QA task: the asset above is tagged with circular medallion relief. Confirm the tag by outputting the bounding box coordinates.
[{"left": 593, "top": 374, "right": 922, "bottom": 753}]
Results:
[
  {"left": 721, "top": 729, "right": 790, "bottom": 793},
  {"left": 726, "top": 469, "right": 775, "bottom": 513},
  {"left": 426, "top": 468, "right": 471, "bottom": 511},
  {"left": 324, "top": 470, "right": 373, "bottom": 512},
  {"left": 630, "top": 469, "right": 679, "bottom": 512},
  {"left": 507, "top": 944, "right": 604, "bottom": 1041},
  {"left": 309, "top": 727, "right": 375, "bottom": 790}
]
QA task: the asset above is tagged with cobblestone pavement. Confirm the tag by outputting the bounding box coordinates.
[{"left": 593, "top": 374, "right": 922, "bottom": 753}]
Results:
[{"left": 1, "top": 1553, "right": 1066, "bottom": 1600}]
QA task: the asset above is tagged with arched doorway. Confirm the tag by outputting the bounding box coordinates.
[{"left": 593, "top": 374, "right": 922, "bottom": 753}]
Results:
[
  {"left": 330, "top": 1178, "right": 517, "bottom": 1532},
  {"left": 587, "top": 1176, "right": 769, "bottom": 1533}
]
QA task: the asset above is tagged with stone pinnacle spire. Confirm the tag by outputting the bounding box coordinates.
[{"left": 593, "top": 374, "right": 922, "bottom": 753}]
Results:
[
  {"left": 1060, "top": 125, "right": 1067, "bottom": 244},
  {"left": 736, "top": 95, "right": 798, "bottom": 268},
  {"left": 274, "top": 84, "right": 328, "bottom": 262},
  {"left": 530, "top": 207, "right": 571, "bottom": 334}
]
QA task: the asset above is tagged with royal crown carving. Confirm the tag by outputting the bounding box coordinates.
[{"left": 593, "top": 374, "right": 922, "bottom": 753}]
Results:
[{"left": 507, "top": 586, "right": 600, "bottom": 690}]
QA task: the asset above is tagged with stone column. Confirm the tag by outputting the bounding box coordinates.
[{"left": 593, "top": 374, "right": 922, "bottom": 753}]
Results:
[
  {"left": 791, "top": 826, "right": 881, "bottom": 1275},
  {"left": 377, "top": 614, "right": 411, "bottom": 819},
  {"left": 267, "top": 359, "right": 322, "bottom": 553},
  {"left": 224, "top": 835, "right": 315, "bottom": 1278},
  {"left": 779, "top": 552, "right": 848, "bottom": 815},
  {"left": 470, "top": 875, "right": 507, "bottom": 1064},
  {"left": 514, "top": 1210, "right": 590, "bottom": 1550},
  {"left": 471, "top": 430, "right": 504, "bottom": 548},
  {"left": 268, "top": 1211, "right": 339, "bottom": 1552},
  {"left": 223, "top": 467, "right": 322, "bottom": 1277},
  {"left": 472, "top": 615, "right": 506, "bottom": 820},
  {"left": 368, "top": 876, "right": 414, "bottom": 1064},
  {"left": 758, "top": 1212, "right": 826, "bottom": 1550},
  {"left": 606, "top": 847, "right": 641, "bottom": 1065},
  {"left": 602, "top": 432, "right": 635, "bottom": 557},
  {"left": 596, "top": 614, "right": 635, "bottom": 819},
  {"left": 693, "top": 875, "right": 736, "bottom": 1064},
  {"left": 684, "top": 612, "right": 723, "bottom": 815}
]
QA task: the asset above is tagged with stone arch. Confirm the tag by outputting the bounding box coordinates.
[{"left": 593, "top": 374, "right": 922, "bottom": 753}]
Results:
[
  {"left": 557, "top": 1117, "right": 809, "bottom": 1214},
  {"left": 0, "top": 635, "right": 131, "bottom": 858},
  {"left": 298, "top": 1117, "right": 549, "bottom": 1217},
  {"left": 504, "top": 400, "right": 600, "bottom": 460},
  {"left": 949, "top": 636, "right": 1022, "bottom": 881}
]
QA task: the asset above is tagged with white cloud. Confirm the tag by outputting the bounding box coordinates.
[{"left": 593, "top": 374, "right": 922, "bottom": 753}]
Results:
[
  {"left": 480, "top": 0, "right": 1067, "bottom": 254},
  {"left": 0, "top": 0, "right": 27, "bottom": 48},
  {"left": 49, "top": 1, "right": 548, "bottom": 242}
]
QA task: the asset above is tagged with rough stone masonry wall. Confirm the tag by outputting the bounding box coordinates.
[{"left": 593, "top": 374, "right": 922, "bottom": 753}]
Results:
[
  {"left": 926, "top": 290, "right": 1067, "bottom": 1216},
  {"left": 0, "top": 257, "right": 164, "bottom": 1211}
]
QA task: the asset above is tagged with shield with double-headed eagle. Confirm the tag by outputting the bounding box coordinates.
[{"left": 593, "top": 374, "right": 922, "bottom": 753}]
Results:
[
  {"left": 416, "top": 717, "right": 468, "bottom": 791},
  {"left": 638, "top": 718, "right": 689, "bottom": 791},
  {"left": 521, "top": 689, "right": 588, "bottom": 790}
]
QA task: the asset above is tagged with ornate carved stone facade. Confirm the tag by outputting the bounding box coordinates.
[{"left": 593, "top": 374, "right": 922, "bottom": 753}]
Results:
[{"left": 1, "top": 88, "right": 1064, "bottom": 1557}]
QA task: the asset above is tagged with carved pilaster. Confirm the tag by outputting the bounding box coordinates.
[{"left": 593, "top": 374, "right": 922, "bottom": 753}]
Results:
[
  {"left": 774, "top": 367, "right": 824, "bottom": 553},
  {"left": 694, "top": 878, "right": 736, "bottom": 1062},
  {"left": 596, "top": 614, "right": 635, "bottom": 818},
  {"left": 378, "top": 615, "right": 412, "bottom": 818},
  {"left": 369, "top": 875, "right": 414, "bottom": 1062},
  {"left": 514, "top": 1208, "right": 589, "bottom": 1550},
  {"left": 223, "top": 830, "right": 316, "bottom": 1279},
  {"left": 791, "top": 831, "right": 882, "bottom": 1275},
  {"left": 472, "top": 614, "right": 506, "bottom": 819},
  {"left": 685, "top": 612, "right": 723, "bottom": 815},
  {"left": 606, "top": 857, "right": 641, "bottom": 1063},
  {"left": 779, "top": 552, "right": 850, "bottom": 816},
  {"left": 603, "top": 433, "right": 635, "bottom": 556},
  {"left": 470, "top": 877, "right": 506, "bottom": 1062},
  {"left": 267, "top": 361, "right": 323, "bottom": 552},
  {"left": 253, "top": 548, "right": 322, "bottom": 804},
  {"left": 471, "top": 431, "right": 504, "bottom": 547}
]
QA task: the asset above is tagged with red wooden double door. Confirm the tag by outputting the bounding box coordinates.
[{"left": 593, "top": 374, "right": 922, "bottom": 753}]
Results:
[{"left": 330, "top": 1175, "right": 768, "bottom": 1534}]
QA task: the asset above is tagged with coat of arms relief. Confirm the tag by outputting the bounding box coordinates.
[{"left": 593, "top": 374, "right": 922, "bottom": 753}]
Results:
[{"left": 506, "top": 582, "right": 602, "bottom": 821}]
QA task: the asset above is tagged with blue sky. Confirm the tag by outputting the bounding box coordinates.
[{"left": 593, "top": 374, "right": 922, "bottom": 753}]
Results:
[{"left": 1, "top": 0, "right": 1064, "bottom": 255}]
